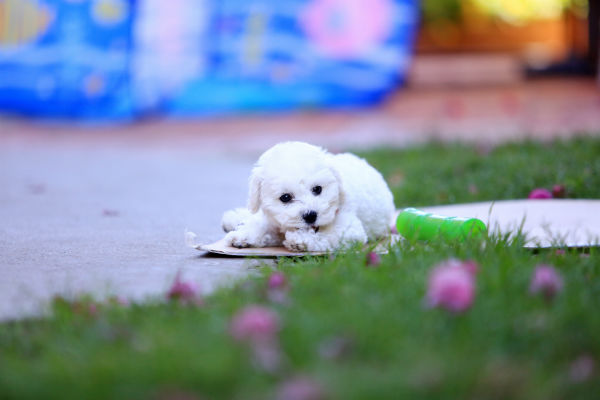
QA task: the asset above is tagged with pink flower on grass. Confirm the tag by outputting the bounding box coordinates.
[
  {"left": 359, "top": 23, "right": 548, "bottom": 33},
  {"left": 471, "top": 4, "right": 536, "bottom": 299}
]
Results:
[
  {"left": 268, "top": 272, "right": 287, "bottom": 289},
  {"left": 230, "top": 305, "right": 280, "bottom": 343},
  {"left": 71, "top": 300, "right": 99, "bottom": 318},
  {"left": 108, "top": 296, "right": 129, "bottom": 307},
  {"left": 276, "top": 376, "right": 326, "bottom": 400},
  {"left": 552, "top": 184, "right": 566, "bottom": 198},
  {"left": 528, "top": 188, "right": 552, "bottom": 199},
  {"left": 230, "top": 305, "right": 282, "bottom": 372},
  {"left": 530, "top": 264, "right": 563, "bottom": 299},
  {"left": 87, "top": 303, "right": 98, "bottom": 317},
  {"left": 267, "top": 272, "right": 289, "bottom": 304},
  {"left": 366, "top": 251, "right": 381, "bottom": 267},
  {"left": 167, "top": 273, "right": 201, "bottom": 305},
  {"left": 569, "top": 355, "right": 595, "bottom": 383},
  {"left": 300, "top": 0, "right": 393, "bottom": 58},
  {"left": 426, "top": 259, "right": 477, "bottom": 313}
]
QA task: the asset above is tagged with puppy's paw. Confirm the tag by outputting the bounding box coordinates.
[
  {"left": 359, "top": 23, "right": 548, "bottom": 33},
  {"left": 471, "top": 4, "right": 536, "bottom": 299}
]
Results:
[
  {"left": 283, "top": 230, "right": 332, "bottom": 252},
  {"left": 225, "top": 230, "right": 253, "bottom": 248},
  {"left": 283, "top": 230, "right": 308, "bottom": 252},
  {"left": 222, "top": 208, "right": 252, "bottom": 233}
]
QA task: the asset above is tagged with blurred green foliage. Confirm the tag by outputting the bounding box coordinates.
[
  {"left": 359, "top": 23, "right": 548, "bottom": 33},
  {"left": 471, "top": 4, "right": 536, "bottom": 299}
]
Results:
[
  {"left": 422, "top": 0, "right": 585, "bottom": 24},
  {"left": 359, "top": 137, "right": 600, "bottom": 208}
]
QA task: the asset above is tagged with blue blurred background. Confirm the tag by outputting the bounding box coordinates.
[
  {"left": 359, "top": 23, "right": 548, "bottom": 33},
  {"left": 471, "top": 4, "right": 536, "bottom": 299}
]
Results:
[
  {"left": 0, "top": 0, "right": 419, "bottom": 119},
  {"left": 0, "top": 0, "right": 596, "bottom": 121}
]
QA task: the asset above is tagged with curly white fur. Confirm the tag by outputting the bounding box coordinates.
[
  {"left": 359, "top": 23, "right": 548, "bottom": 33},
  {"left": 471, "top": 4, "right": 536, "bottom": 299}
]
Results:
[{"left": 222, "top": 142, "right": 394, "bottom": 252}]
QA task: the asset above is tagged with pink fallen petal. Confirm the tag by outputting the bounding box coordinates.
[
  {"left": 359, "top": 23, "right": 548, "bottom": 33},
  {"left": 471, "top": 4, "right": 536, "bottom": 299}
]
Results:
[
  {"left": 102, "top": 209, "right": 120, "bottom": 217},
  {"left": 530, "top": 264, "right": 563, "bottom": 299},
  {"left": 71, "top": 300, "right": 99, "bottom": 317},
  {"left": 88, "top": 303, "right": 98, "bottom": 316},
  {"left": 569, "top": 355, "right": 595, "bottom": 383},
  {"left": 528, "top": 188, "right": 552, "bottom": 199},
  {"left": 276, "top": 376, "right": 326, "bottom": 400},
  {"left": 28, "top": 183, "right": 46, "bottom": 194},
  {"left": 230, "top": 305, "right": 280, "bottom": 343},
  {"left": 167, "top": 274, "right": 200, "bottom": 304},
  {"left": 109, "top": 295, "right": 129, "bottom": 307},
  {"left": 366, "top": 251, "right": 381, "bottom": 267},
  {"left": 426, "top": 260, "right": 476, "bottom": 313},
  {"left": 268, "top": 272, "right": 287, "bottom": 289},
  {"left": 117, "top": 296, "right": 129, "bottom": 306},
  {"left": 252, "top": 340, "right": 283, "bottom": 373},
  {"left": 268, "top": 289, "right": 289, "bottom": 305},
  {"left": 552, "top": 184, "right": 566, "bottom": 198}
]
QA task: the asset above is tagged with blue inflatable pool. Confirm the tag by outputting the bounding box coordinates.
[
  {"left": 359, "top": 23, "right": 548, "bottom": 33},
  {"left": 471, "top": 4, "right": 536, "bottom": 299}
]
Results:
[
  {"left": 0, "top": 0, "right": 136, "bottom": 119},
  {"left": 0, "top": 0, "right": 418, "bottom": 119}
]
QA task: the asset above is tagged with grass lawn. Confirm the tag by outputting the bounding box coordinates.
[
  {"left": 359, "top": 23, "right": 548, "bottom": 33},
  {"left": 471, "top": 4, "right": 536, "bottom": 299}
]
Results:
[{"left": 1, "top": 137, "right": 599, "bottom": 400}]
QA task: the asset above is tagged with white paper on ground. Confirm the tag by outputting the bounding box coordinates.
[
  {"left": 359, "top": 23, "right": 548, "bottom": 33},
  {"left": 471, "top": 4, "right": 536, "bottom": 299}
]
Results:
[
  {"left": 192, "top": 199, "right": 600, "bottom": 256},
  {"left": 189, "top": 234, "right": 401, "bottom": 257}
]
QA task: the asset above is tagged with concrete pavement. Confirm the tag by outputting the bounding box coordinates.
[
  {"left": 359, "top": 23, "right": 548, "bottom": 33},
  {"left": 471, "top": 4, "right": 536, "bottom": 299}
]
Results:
[{"left": 0, "top": 140, "right": 262, "bottom": 320}]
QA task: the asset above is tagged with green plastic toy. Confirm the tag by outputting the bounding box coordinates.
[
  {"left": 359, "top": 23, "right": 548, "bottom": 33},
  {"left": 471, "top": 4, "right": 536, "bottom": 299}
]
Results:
[{"left": 396, "top": 208, "right": 487, "bottom": 242}]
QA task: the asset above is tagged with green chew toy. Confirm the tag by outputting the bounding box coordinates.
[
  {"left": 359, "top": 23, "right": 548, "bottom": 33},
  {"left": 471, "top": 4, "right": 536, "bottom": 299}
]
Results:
[{"left": 396, "top": 208, "right": 487, "bottom": 242}]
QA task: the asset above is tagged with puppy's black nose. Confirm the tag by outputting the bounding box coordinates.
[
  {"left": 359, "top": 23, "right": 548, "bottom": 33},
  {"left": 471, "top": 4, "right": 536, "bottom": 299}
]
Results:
[{"left": 303, "top": 211, "right": 318, "bottom": 224}]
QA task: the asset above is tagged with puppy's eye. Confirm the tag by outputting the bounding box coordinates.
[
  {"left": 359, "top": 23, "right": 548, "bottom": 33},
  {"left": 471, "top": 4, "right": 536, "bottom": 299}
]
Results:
[
  {"left": 312, "top": 185, "right": 322, "bottom": 195},
  {"left": 279, "top": 193, "right": 292, "bottom": 203}
]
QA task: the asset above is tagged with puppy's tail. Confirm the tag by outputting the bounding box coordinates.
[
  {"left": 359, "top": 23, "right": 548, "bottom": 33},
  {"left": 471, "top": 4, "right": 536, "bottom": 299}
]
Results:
[{"left": 221, "top": 207, "right": 252, "bottom": 232}]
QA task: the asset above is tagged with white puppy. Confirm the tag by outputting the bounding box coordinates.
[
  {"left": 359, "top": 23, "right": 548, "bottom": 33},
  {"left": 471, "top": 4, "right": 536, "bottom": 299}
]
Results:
[{"left": 222, "top": 142, "right": 394, "bottom": 252}]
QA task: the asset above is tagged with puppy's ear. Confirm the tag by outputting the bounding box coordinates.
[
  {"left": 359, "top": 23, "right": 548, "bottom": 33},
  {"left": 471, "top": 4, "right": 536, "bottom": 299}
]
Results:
[
  {"left": 328, "top": 163, "right": 346, "bottom": 207},
  {"left": 247, "top": 166, "right": 262, "bottom": 213}
]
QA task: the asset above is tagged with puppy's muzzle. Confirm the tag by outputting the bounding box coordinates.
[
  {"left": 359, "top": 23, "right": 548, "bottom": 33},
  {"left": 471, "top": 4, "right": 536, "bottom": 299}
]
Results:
[{"left": 302, "top": 210, "right": 318, "bottom": 224}]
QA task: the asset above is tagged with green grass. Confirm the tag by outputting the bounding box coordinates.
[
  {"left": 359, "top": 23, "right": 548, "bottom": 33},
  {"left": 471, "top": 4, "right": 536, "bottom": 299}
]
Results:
[
  {"left": 1, "top": 137, "right": 600, "bottom": 400},
  {"left": 359, "top": 138, "right": 600, "bottom": 207}
]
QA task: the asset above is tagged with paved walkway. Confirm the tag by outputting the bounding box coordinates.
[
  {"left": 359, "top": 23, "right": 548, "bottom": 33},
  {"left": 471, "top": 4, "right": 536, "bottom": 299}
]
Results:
[
  {"left": 1, "top": 78, "right": 599, "bottom": 320},
  {"left": 0, "top": 142, "right": 260, "bottom": 320}
]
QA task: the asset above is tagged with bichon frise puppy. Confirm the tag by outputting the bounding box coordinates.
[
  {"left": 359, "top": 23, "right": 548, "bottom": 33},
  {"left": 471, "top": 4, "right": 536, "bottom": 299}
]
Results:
[{"left": 221, "top": 142, "right": 394, "bottom": 252}]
